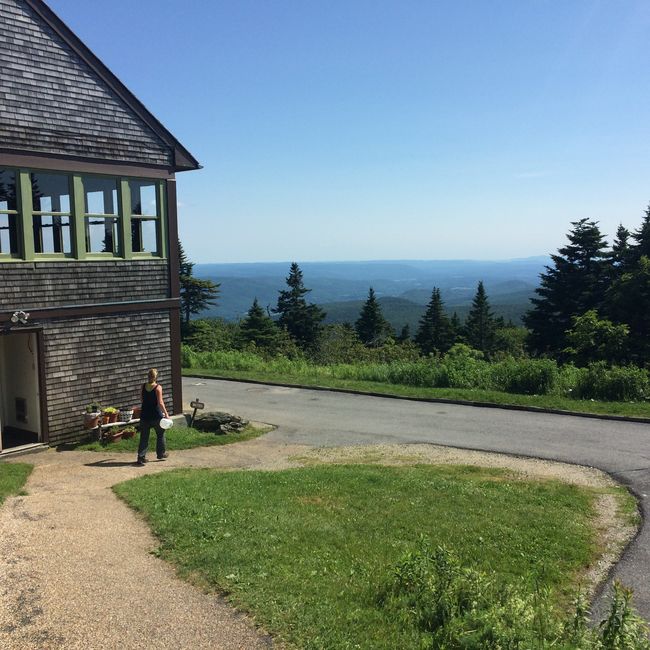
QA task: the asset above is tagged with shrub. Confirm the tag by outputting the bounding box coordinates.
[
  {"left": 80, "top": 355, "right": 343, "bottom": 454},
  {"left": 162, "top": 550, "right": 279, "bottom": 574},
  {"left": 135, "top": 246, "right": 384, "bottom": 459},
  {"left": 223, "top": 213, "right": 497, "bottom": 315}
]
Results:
[
  {"left": 490, "top": 359, "right": 559, "bottom": 395},
  {"left": 573, "top": 363, "right": 650, "bottom": 402}
]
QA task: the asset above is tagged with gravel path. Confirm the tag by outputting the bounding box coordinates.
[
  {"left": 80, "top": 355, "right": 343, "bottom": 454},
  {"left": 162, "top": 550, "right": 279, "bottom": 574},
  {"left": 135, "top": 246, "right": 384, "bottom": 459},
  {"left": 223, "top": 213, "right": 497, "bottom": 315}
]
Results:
[
  {"left": 0, "top": 419, "right": 638, "bottom": 648},
  {"left": 0, "top": 437, "right": 305, "bottom": 650}
]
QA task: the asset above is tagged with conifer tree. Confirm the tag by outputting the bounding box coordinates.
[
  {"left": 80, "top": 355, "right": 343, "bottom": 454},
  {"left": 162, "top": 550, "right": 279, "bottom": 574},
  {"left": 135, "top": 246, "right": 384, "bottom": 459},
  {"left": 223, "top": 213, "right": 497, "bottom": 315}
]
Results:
[
  {"left": 355, "top": 287, "right": 391, "bottom": 346},
  {"left": 464, "top": 281, "right": 496, "bottom": 353},
  {"left": 611, "top": 224, "right": 632, "bottom": 273},
  {"left": 450, "top": 312, "right": 463, "bottom": 344},
  {"left": 239, "top": 298, "right": 279, "bottom": 349},
  {"left": 397, "top": 323, "right": 411, "bottom": 343},
  {"left": 524, "top": 219, "right": 609, "bottom": 356},
  {"left": 629, "top": 203, "right": 650, "bottom": 263},
  {"left": 415, "top": 287, "right": 453, "bottom": 355},
  {"left": 274, "top": 262, "right": 325, "bottom": 351},
  {"left": 178, "top": 240, "right": 220, "bottom": 333}
]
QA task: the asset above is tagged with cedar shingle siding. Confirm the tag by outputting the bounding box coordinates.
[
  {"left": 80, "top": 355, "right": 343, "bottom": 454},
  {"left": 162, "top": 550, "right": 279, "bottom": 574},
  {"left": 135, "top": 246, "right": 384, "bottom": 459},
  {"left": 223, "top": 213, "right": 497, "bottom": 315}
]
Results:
[
  {"left": 0, "top": 261, "right": 169, "bottom": 309},
  {"left": 43, "top": 311, "right": 174, "bottom": 445},
  {"left": 0, "top": 0, "right": 172, "bottom": 165},
  {"left": 0, "top": 0, "right": 194, "bottom": 449}
]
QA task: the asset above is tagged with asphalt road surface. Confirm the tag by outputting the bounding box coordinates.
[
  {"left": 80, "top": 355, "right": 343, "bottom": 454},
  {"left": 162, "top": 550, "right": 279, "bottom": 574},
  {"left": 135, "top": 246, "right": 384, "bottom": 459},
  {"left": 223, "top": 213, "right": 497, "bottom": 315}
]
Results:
[{"left": 183, "top": 377, "right": 650, "bottom": 621}]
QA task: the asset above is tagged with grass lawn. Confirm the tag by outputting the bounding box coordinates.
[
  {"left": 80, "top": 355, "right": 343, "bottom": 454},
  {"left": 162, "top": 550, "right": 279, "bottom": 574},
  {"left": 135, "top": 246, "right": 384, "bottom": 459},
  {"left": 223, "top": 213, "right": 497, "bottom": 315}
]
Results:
[
  {"left": 115, "top": 463, "right": 620, "bottom": 649},
  {"left": 69, "top": 424, "right": 272, "bottom": 453},
  {"left": 184, "top": 367, "right": 650, "bottom": 419},
  {"left": 0, "top": 463, "right": 32, "bottom": 505}
]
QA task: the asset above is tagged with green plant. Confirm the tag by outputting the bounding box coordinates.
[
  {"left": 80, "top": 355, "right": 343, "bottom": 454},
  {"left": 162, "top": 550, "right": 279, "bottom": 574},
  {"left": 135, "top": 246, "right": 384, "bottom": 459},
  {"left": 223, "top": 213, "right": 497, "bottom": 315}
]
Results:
[
  {"left": 102, "top": 406, "right": 118, "bottom": 414},
  {"left": 85, "top": 402, "right": 101, "bottom": 414}
]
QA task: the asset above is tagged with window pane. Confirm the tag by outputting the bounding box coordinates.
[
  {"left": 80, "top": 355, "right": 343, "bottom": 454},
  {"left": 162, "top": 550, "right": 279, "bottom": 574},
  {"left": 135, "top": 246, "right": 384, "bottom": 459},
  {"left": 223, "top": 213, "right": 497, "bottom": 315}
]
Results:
[
  {"left": 31, "top": 173, "right": 70, "bottom": 213},
  {"left": 87, "top": 216, "right": 119, "bottom": 253},
  {"left": 131, "top": 218, "right": 158, "bottom": 254},
  {"left": 0, "top": 213, "right": 18, "bottom": 254},
  {"left": 0, "top": 169, "right": 18, "bottom": 211},
  {"left": 129, "top": 180, "right": 157, "bottom": 216},
  {"left": 34, "top": 215, "right": 71, "bottom": 254},
  {"left": 84, "top": 176, "right": 119, "bottom": 215}
]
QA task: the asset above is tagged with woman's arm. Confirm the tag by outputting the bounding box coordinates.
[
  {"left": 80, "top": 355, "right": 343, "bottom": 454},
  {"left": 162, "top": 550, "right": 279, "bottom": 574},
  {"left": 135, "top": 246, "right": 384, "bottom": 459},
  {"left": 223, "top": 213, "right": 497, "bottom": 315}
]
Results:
[{"left": 156, "top": 385, "right": 169, "bottom": 418}]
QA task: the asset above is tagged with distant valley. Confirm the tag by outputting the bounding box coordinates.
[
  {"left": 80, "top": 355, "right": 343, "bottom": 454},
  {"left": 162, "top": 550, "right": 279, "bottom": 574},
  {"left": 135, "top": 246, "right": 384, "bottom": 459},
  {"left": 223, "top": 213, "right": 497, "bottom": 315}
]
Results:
[{"left": 194, "top": 258, "right": 548, "bottom": 328}]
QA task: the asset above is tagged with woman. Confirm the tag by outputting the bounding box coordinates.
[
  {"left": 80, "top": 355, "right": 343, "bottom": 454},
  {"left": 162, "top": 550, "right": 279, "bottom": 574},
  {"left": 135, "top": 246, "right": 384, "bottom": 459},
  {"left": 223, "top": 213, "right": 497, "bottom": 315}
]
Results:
[{"left": 135, "top": 368, "right": 170, "bottom": 466}]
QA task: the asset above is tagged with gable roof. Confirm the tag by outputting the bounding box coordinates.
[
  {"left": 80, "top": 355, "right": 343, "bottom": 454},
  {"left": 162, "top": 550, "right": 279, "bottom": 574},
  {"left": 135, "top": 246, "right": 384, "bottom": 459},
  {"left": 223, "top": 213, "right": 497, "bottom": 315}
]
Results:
[{"left": 5, "top": 0, "right": 200, "bottom": 172}]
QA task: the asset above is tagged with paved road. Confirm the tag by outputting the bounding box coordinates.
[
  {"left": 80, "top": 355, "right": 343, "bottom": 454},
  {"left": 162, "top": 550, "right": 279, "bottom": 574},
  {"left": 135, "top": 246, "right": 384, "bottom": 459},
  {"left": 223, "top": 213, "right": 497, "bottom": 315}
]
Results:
[{"left": 184, "top": 377, "right": 650, "bottom": 620}]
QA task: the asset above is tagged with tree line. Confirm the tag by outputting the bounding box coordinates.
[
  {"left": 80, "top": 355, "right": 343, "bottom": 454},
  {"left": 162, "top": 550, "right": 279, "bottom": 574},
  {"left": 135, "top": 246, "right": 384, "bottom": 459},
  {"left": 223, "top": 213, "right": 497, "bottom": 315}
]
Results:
[{"left": 179, "top": 202, "right": 650, "bottom": 369}]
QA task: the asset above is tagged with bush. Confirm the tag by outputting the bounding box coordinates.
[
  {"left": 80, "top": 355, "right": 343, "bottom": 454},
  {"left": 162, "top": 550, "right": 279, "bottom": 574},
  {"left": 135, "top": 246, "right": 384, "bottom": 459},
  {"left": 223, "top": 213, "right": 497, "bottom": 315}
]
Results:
[
  {"left": 573, "top": 363, "right": 650, "bottom": 401},
  {"left": 490, "top": 359, "right": 559, "bottom": 395}
]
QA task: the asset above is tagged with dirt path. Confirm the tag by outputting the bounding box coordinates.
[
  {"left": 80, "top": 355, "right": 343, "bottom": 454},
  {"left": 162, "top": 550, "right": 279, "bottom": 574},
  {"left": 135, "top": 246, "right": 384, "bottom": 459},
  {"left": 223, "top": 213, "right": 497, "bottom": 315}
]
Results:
[{"left": 0, "top": 434, "right": 636, "bottom": 649}]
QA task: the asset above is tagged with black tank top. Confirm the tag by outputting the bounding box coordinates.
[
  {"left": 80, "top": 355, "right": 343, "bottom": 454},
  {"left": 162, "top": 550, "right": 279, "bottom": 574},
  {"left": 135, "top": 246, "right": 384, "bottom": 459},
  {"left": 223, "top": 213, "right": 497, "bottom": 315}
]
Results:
[{"left": 141, "top": 383, "right": 161, "bottom": 420}]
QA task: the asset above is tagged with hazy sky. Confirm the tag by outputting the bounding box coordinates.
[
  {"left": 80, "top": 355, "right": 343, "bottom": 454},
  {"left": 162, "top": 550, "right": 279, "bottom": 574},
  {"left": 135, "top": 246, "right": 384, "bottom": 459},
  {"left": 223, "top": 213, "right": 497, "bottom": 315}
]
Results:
[{"left": 48, "top": 0, "right": 650, "bottom": 263}]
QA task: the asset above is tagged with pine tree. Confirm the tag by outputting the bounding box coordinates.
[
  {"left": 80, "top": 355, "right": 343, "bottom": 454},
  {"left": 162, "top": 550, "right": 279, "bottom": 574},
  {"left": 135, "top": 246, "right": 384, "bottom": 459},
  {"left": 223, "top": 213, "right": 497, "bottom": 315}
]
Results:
[
  {"left": 178, "top": 240, "right": 220, "bottom": 333},
  {"left": 415, "top": 288, "right": 453, "bottom": 355},
  {"left": 355, "top": 287, "right": 391, "bottom": 346},
  {"left": 611, "top": 224, "right": 632, "bottom": 272},
  {"left": 464, "top": 281, "right": 496, "bottom": 353},
  {"left": 523, "top": 219, "right": 609, "bottom": 356},
  {"left": 630, "top": 203, "right": 650, "bottom": 262},
  {"left": 397, "top": 323, "right": 411, "bottom": 343},
  {"left": 239, "top": 298, "right": 280, "bottom": 350},
  {"left": 450, "top": 312, "right": 463, "bottom": 344},
  {"left": 274, "top": 262, "right": 325, "bottom": 351}
]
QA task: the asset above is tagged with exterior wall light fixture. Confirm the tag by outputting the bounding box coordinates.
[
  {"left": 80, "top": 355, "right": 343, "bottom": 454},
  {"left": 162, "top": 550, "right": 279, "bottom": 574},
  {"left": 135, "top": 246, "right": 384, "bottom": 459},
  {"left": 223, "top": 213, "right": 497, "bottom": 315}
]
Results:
[{"left": 10, "top": 310, "right": 30, "bottom": 325}]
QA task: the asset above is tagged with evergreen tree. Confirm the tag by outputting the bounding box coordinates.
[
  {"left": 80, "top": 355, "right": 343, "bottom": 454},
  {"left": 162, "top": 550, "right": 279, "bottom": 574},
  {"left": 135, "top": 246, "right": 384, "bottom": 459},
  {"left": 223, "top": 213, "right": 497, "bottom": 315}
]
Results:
[
  {"left": 450, "top": 312, "right": 463, "bottom": 344},
  {"left": 397, "top": 323, "right": 411, "bottom": 343},
  {"left": 178, "top": 240, "right": 220, "bottom": 333},
  {"left": 239, "top": 298, "right": 280, "bottom": 350},
  {"left": 605, "top": 256, "right": 650, "bottom": 362},
  {"left": 611, "top": 224, "right": 632, "bottom": 272},
  {"left": 274, "top": 262, "right": 325, "bottom": 351},
  {"left": 523, "top": 219, "right": 609, "bottom": 356},
  {"left": 464, "top": 281, "right": 496, "bottom": 353},
  {"left": 630, "top": 203, "right": 650, "bottom": 262},
  {"left": 355, "top": 287, "right": 391, "bottom": 346},
  {"left": 415, "top": 287, "right": 453, "bottom": 355}
]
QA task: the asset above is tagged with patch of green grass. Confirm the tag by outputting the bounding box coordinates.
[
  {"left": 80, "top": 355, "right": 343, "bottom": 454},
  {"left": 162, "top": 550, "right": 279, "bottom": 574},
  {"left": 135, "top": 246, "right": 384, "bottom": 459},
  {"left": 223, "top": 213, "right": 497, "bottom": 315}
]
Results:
[
  {"left": 184, "top": 367, "right": 650, "bottom": 419},
  {"left": 0, "top": 463, "right": 32, "bottom": 505},
  {"left": 69, "top": 424, "right": 272, "bottom": 453},
  {"left": 116, "top": 463, "right": 600, "bottom": 649}
]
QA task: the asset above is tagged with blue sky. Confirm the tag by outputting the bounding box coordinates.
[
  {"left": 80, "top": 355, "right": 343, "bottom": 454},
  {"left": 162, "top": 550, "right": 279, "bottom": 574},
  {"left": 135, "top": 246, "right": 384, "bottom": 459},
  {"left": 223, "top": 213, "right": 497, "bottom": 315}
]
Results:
[{"left": 49, "top": 0, "right": 650, "bottom": 263}]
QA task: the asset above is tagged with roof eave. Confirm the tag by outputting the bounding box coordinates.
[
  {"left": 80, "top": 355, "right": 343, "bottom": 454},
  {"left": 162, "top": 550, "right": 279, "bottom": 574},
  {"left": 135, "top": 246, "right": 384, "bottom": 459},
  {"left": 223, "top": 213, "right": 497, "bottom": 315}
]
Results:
[{"left": 23, "top": 0, "right": 201, "bottom": 173}]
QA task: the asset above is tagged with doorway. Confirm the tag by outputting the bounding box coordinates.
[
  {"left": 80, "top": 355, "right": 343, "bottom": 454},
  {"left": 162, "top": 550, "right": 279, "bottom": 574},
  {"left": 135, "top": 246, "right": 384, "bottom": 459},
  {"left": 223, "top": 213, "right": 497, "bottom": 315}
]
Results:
[{"left": 0, "top": 331, "right": 42, "bottom": 452}]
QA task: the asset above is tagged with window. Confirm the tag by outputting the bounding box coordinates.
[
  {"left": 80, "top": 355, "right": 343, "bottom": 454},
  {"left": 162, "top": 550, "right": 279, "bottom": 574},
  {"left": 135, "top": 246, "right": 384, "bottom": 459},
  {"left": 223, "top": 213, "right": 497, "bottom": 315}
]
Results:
[
  {"left": 83, "top": 176, "right": 120, "bottom": 254},
  {"left": 31, "top": 172, "right": 72, "bottom": 254},
  {"left": 0, "top": 169, "right": 19, "bottom": 255},
  {"left": 129, "top": 179, "right": 159, "bottom": 254}
]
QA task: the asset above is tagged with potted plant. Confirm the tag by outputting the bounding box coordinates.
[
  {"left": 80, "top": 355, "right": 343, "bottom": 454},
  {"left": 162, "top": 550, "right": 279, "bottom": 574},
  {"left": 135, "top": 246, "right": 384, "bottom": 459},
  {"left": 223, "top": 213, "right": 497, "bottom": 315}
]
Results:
[
  {"left": 118, "top": 408, "right": 134, "bottom": 422},
  {"left": 104, "top": 425, "right": 124, "bottom": 443},
  {"left": 102, "top": 406, "right": 118, "bottom": 424},
  {"left": 83, "top": 402, "right": 101, "bottom": 429},
  {"left": 121, "top": 425, "right": 137, "bottom": 439},
  {"left": 132, "top": 406, "right": 141, "bottom": 419}
]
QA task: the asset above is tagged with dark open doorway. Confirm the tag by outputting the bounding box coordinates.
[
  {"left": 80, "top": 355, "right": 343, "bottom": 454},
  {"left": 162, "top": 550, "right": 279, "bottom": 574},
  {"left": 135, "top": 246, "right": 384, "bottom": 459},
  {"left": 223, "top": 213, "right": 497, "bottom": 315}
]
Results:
[{"left": 0, "top": 331, "right": 43, "bottom": 452}]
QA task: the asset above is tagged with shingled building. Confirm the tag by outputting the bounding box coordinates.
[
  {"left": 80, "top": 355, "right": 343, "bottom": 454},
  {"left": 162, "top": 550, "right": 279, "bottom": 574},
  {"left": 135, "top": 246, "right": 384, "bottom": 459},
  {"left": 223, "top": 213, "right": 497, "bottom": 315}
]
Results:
[{"left": 0, "top": 0, "right": 199, "bottom": 452}]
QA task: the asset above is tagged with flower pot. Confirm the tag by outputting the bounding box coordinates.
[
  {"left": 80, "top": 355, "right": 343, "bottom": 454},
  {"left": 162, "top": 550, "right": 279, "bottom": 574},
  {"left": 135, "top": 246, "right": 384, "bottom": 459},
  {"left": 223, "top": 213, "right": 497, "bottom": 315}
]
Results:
[
  {"left": 118, "top": 410, "right": 134, "bottom": 422},
  {"left": 105, "top": 430, "right": 123, "bottom": 443},
  {"left": 132, "top": 406, "right": 141, "bottom": 419},
  {"left": 108, "top": 413, "right": 118, "bottom": 423},
  {"left": 121, "top": 429, "right": 136, "bottom": 439},
  {"left": 84, "top": 412, "right": 100, "bottom": 429}
]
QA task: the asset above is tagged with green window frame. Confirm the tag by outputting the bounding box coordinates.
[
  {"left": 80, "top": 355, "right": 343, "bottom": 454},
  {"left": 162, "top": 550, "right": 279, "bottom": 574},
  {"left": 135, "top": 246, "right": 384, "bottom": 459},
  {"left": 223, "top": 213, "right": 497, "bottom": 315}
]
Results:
[
  {"left": 0, "top": 168, "right": 20, "bottom": 258},
  {"left": 82, "top": 175, "right": 122, "bottom": 256},
  {"left": 0, "top": 168, "right": 167, "bottom": 262},
  {"left": 129, "top": 178, "right": 166, "bottom": 258},
  {"left": 30, "top": 171, "right": 73, "bottom": 257}
]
